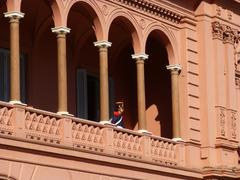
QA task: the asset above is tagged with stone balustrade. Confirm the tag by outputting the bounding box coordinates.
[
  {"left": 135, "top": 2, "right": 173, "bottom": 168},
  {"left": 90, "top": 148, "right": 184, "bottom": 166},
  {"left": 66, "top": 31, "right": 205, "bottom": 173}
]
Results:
[{"left": 0, "top": 102, "right": 185, "bottom": 167}]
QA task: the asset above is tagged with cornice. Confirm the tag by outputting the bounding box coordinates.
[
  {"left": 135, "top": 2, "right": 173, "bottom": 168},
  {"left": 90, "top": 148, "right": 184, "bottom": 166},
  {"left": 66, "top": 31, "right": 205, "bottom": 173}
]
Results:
[{"left": 109, "top": 0, "right": 184, "bottom": 24}]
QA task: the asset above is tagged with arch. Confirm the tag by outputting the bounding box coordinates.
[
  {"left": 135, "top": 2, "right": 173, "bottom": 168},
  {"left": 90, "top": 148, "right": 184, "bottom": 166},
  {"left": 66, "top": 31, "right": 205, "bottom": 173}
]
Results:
[
  {"left": 18, "top": 0, "right": 63, "bottom": 27},
  {"left": 0, "top": 175, "right": 15, "bottom": 180},
  {"left": 106, "top": 10, "right": 142, "bottom": 53},
  {"left": 65, "top": 0, "right": 104, "bottom": 40},
  {"left": 144, "top": 23, "right": 179, "bottom": 65},
  {"left": 49, "top": 0, "right": 63, "bottom": 27}
]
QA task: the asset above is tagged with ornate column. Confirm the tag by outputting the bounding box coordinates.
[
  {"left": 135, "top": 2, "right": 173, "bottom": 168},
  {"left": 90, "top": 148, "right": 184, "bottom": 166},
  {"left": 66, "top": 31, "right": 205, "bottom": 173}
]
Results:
[
  {"left": 132, "top": 53, "right": 148, "bottom": 132},
  {"left": 4, "top": 12, "right": 24, "bottom": 104},
  {"left": 166, "top": 64, "right": 182, "bottom": 139},
  {"left": 94, "top": 40, "right": 112, "bottom": 122},
  {"left": 52, "top": 27, "right": 70, "bottom": 115}
]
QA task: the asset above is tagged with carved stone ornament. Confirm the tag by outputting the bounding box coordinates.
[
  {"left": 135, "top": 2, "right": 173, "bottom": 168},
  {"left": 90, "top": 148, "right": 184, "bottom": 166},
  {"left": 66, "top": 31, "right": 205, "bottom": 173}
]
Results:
[
  {"left": 212, "top": 21, "right": 224, "bottom": 40},
  {"left": 102, "top": 5, "right": 109, "bottom": 16},
  {"left": 234, "top": 31, "right": 240, "bottom": 65},
  {"left": 216, "top": 6, "right": 221, "bottom": 16},
  {"left": 230, "top": 110, "right": 237, "bottom": 139},
  {"left": 216, "top": 106, "right": 226, "bottom": 137},
  {"left": 139, "top": 19, "right": 146, "bottom": 29},
  {"left": 211, "top": 21, "right": 238, "bottom": 45},
  {"left": 222, "top": 25, "right": 234, "bottom": 44},
  {"left": 113, "top": 0, "right": 182, "bottom": 24}
]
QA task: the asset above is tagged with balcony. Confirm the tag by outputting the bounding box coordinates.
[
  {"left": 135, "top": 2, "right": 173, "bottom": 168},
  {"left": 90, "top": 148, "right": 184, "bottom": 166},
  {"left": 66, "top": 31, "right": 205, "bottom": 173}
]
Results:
[{"left": 0, "top": 101, "right": 199, "bottom": 174}]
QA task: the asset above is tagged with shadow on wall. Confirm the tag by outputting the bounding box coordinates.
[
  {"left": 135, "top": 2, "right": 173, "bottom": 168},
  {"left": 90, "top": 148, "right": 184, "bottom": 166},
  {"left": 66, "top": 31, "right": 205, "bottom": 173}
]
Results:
[{"left": 134, "top": 104, "right": 161, "bottom": 136}]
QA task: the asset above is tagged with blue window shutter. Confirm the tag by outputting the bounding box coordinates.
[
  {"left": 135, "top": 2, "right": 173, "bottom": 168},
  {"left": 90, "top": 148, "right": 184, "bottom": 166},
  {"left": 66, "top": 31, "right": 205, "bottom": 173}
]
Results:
[{"left": 0, "top": 49, "right": 10, "bottom": 101}]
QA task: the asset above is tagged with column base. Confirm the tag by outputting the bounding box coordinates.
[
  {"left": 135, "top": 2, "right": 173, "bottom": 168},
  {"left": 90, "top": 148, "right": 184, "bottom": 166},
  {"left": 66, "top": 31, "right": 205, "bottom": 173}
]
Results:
[
  {"left": 138, "top": 129, "right": 152, "bottom": 135},
  {"left": 57, "top": 111, "right": 73, "bottom": 116},
  {"left": 9, "top": 100, "right": 26, "bottom": 106},
  {"left": 172, "top": 137, "right": 184, "bottom": 142},
  {"left": 99, "top": 120, "right": 112, "bottom": 125}
]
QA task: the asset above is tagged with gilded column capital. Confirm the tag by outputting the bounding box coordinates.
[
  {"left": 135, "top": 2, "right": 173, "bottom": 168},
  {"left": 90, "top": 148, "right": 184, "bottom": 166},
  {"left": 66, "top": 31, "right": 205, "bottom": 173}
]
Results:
[
  {"left": 51, "top": 27, "right": 71, "bottom": 35},
  {"left": 94, "top": 40, "right": 112, "bottom": 48},
  {"left": 166, "top": 64, "right": 182, "bottom": 72},
  {"left": 132, "top": 53, "right": 149, "bottom": 61},
  {"left": 4, "top": 11, "right": 25, "bottom": 19}
]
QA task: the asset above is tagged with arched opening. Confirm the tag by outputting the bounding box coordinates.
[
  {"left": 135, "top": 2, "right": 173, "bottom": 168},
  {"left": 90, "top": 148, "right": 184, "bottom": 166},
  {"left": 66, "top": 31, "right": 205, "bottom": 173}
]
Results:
[
  {"left": 108, "top": 16, "right": 139, "bottom": 129},
  {"left": 67, "top": 2, "right": 102, "bottom": 121},
  {"left": 145, "top": 30, "right": 173, "bottom": 138},
  {"left": 20, "top": 0, "right": 58, "bottom": 111}
]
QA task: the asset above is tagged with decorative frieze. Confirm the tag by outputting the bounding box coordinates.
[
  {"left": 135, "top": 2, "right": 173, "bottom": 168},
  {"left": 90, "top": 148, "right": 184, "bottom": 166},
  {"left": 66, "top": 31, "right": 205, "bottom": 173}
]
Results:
[
  {"left": 216, "top": 106, "right": 238, "bottom": 142},
  {"left": 212, "top": 21, "right": 224, "bottom": 40},
  {"left": 234, "top": 31, "right": 240, "bottom": 66},
  {"left": 229, "top": 110, "right": 237, "bottom": 140},
  {"left": 212, "top": 21, "right": 240, "bottom": 86},
  {"left": 216, "top": 106, "right": 226, "bottom": 137},
  {"left": 113, "top": 0, "right": 183, "bottom": 24},
  {"left": 212, "top": 21, "right": 239, "bottom": 45},
  {"left": 235, "top": 70, "right": 240, "bottom": 88}
]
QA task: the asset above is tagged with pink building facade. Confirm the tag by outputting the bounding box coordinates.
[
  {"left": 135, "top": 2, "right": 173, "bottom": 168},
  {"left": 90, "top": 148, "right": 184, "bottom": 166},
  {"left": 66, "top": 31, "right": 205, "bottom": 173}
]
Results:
[{"left": 0, "top": 0, "right": 240, "bottom": 179}]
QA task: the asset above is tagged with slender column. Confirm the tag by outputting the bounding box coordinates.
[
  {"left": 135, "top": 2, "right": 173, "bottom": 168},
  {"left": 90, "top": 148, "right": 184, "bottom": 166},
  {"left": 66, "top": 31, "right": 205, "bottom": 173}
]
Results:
[
  {"left": 4, "top": 12, "right": 24, "bottom": 104},
  {"left": 94, "top": 40, "right": 112, "bottom": 121},
  {"left": 52, "top": 27, "right": 70, "bottom": 115},
  {"left": 166, "top": 64, "right": 182, "bottom": 139},
  {"left": 132, "top": 53, "right": 149, "bottom": 131}
]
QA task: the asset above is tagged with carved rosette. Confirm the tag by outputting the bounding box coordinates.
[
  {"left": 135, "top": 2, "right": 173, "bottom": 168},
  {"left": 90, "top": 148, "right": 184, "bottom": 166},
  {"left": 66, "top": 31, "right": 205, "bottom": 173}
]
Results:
[{"left": 216, "top": 106, "right": 226, "bottom": 138}]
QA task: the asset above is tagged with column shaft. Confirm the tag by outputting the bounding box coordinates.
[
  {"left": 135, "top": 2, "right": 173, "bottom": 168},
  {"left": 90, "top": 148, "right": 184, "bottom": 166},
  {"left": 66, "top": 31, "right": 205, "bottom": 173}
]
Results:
[
  {"left": 57, "top": 33, "right": 68, "bottom": 113},
  {"left": 10, "top": 17, "right": 20, "bottom": 102},
  {"left": 170, "top": 70, "right": 180, "bottom": 138},
  {"left": 136, "top": 59, "right": 146, "bottom": 130},
  {"left": 99, "top": 47, "right": 109, "bottom": 121}
]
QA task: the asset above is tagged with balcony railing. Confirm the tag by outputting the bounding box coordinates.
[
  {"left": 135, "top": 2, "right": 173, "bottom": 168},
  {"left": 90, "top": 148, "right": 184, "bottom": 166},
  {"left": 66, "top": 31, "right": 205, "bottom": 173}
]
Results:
[{"left": 0, "top": 102, "right": 186, "bottom": 167}]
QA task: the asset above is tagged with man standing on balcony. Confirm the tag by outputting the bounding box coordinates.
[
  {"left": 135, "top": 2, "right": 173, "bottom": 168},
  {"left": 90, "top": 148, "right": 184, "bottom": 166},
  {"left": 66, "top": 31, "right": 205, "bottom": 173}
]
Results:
[{"left": 111, "top": 102, "right": 124, "bottom": 128}]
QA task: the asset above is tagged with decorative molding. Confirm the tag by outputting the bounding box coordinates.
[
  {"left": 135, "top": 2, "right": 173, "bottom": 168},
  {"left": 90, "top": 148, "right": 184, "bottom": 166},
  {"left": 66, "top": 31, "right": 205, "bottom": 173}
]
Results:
[
  {"left": 166, "top": 64, "right": 182, "bottom": 71},
  {"left": 212, "top": 21, "right": 239, "bottom": 44},
  {"left": 102, "top": 4, "right": 109, "bottom": 16},
  {"left": 139, "top": 19, "right": 146, "bottom": 29},
  {"left": 229, "top": 110, "right": 237, "bottom": 140},
  {"left": 113, "top": 0, "right": 183, "bottom": 24},
  {"left": 94, "top": 40, "right": 112, "bottom": 48},
  {"left": 51, "top": 27, "right": 71, "bottom": 34},
  {"left": 212, "top": 21, "right": 224, "bottom": 41},
  {"left": 4, "top": 11, "right": 25, "bottom": 19},
  {"left": 235, "top": 70, "right": 240, "bottom": 88},
  {"left": 216, "top": 106, "right": 226, "bottom": 137},
  {"left": 132, "top": 53, "right": 149, "bottom": 60},
  {"left": 234, "top": 31, "right": 240, "bottom": 65}
]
